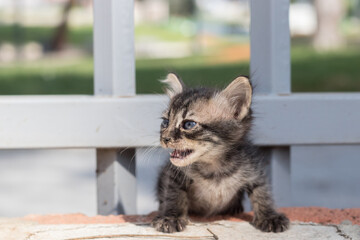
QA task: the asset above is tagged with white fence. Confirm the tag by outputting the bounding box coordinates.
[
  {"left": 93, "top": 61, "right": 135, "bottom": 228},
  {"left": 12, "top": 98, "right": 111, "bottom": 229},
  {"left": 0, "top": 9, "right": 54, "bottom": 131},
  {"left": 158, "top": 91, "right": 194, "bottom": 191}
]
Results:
[{"left": 1, "top": 0, "right": 359, "bottom": 215}]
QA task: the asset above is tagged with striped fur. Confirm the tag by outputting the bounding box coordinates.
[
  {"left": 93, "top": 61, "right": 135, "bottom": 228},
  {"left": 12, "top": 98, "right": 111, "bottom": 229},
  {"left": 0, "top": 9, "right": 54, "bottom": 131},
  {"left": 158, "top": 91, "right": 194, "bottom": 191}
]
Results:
[{"left": 152, "top": 75, "right": 289, "bottom": 233}]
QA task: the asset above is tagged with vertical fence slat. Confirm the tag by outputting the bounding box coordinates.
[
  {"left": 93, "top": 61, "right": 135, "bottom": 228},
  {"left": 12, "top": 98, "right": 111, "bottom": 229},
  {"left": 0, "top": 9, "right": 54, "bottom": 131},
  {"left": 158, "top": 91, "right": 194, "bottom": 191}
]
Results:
[
  {"left": 269, "top": 148, "right": 292, "bottom": 206},
  {"left": 250, "top": 0, "right": 292, "bottom": 207},
  {"left": 93, "top": 0, "right": 137, "bottom": 214},
  {"left": 250, "top": 0, "right": 291, "bottom": 95},
  {"left": 96, "top": 149, "right": 136, "bottom": 214},
  {"left": 93, "top": 0, "right": 135, "bottom": 96}
]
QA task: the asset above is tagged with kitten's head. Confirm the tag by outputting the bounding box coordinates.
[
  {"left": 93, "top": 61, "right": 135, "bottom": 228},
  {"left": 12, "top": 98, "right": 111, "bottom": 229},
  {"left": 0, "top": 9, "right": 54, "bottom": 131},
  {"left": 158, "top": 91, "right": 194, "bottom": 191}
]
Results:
[{"left": 160, "top": 73, "right": 252, "bottom": 167}]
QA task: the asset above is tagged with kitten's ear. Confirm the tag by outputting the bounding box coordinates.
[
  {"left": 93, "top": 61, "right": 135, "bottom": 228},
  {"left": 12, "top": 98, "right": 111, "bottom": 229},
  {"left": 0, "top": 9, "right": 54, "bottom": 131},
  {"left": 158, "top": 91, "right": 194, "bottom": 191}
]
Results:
[
  {"left": 161, "top": 73, "right": 185, "bottom": 98},
  {"left": 221, "top": 76, "right": 252, "bottom": 120}
]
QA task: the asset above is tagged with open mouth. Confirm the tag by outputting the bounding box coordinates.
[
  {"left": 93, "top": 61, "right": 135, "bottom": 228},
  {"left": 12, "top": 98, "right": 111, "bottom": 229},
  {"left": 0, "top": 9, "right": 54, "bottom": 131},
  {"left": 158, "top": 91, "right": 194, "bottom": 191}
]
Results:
[{"left": 170, "top": 149, "right": 193, "bottom": 160}]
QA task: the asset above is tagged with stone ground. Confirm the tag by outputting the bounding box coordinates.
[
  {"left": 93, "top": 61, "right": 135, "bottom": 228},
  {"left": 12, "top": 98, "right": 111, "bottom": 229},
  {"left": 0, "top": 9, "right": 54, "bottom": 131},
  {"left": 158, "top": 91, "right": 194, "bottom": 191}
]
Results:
[{"left": 1, "top": 207, "right": 359, "bottom": 240}]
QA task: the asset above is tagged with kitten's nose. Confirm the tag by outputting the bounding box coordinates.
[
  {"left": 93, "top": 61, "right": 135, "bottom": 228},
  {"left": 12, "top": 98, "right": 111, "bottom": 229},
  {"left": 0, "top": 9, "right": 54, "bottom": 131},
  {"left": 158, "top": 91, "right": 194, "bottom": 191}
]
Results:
[{"left": 163, "top": 137, "right": 171, "bottom": 144}]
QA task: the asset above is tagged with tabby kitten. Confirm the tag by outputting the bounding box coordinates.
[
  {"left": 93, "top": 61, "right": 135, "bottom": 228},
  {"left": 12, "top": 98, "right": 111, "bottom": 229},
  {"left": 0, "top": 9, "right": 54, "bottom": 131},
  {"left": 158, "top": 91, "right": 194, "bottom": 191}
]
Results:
[{"left": 151, "top": 73, "right": 289, "bottom": 233}]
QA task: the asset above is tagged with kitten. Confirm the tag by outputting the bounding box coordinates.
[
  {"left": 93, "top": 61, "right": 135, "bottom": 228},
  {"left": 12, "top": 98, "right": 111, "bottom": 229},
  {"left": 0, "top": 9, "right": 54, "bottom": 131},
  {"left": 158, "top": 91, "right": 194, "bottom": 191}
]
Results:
[{"left": 151, "top": 73, "right": 289, "bottom": 233}]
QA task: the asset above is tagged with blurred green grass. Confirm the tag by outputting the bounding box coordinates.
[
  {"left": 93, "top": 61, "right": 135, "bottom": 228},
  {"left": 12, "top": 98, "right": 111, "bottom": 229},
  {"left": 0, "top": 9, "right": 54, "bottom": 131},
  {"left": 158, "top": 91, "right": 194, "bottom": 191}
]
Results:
[
  {"left": 291, "top": 47, "right": 360, "bottom": 92},
  {"left": 0, "top": 25, "right": 92, "bottom": 47},
  {"left": 138, "top": 47, "right": 360, "bottom": 93},
  {"left": 0, "top": 23, "right": 189, "bottom": 47},
  {"left": 0, "top": 24, "right": 359, "bottom": 94},
  {"left": 0, "top": 47, "right": 360, "bottom": 95},
  {"left": 0, "top": 46, "right": 360, "bottom": 95},
  {"left": 0, "top": 58, "right": 93, "bottom": 95}
]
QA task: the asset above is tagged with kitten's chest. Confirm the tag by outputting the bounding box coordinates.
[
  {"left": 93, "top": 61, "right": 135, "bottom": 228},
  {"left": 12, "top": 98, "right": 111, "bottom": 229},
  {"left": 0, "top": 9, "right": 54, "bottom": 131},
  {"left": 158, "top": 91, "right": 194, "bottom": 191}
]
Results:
[{"left": 187, "top": 174, "right": 244, "bottom": 215}]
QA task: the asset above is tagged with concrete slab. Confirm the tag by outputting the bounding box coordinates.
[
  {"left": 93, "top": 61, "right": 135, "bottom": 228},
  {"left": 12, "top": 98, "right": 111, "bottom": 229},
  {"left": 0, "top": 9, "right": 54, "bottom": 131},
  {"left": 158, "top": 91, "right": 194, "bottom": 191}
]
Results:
[
  {"left": 338, "top": 221, "right": 360, "bottom": 240},
  {"left": 1, "top": 219, "right": 359, "bottom": 240},
  {"left": 1, "top": 207, "right": 360, "bottom": 240}
]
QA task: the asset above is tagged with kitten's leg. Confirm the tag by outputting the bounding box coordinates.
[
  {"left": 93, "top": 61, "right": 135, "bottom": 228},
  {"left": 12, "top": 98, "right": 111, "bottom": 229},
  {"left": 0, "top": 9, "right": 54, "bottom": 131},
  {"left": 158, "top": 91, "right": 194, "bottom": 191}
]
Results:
[
  {"left": 248, "top": 182, "right": 289, "bottom": 232},
  {"left": 151, "top": 165, "right": 189, "bottom": 233}
]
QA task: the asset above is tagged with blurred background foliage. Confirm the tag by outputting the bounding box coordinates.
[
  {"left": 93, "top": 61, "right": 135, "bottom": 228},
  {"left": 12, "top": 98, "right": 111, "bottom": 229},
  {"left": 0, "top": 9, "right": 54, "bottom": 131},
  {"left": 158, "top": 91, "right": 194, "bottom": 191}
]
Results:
[{"left": 0, "top": 0, "right": 359, "bottom": 95}]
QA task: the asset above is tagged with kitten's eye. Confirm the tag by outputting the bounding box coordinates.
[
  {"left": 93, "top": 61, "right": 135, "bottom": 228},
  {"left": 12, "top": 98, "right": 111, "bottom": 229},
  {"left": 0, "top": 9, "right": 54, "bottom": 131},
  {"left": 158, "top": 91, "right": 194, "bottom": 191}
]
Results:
[
  {"left": 161, "top": 118, "right": 169, "bottom": 128},
  {"left": 182, "top": 120, "right": 197, "bottom": 130}
]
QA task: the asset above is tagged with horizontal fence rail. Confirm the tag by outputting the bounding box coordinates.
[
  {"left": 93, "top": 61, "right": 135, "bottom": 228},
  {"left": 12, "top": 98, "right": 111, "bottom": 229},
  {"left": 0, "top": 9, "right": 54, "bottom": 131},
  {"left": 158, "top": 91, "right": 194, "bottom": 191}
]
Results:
[
  {"left": 252, "top": 93, "right": 360, "bottom": 145},
  {"left": 0, "top": 93, "right": 359, "bottom": 149}
]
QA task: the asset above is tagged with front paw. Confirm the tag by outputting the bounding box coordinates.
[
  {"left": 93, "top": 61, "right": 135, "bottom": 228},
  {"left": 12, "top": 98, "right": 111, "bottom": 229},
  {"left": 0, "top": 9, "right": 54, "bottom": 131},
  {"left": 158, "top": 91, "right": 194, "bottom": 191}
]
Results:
[
  {"left": 151, "top": 215, "right": 188, "bottom": 233},
  {"left": 252, "top": 212, "right": 289, "bottom": 233}
]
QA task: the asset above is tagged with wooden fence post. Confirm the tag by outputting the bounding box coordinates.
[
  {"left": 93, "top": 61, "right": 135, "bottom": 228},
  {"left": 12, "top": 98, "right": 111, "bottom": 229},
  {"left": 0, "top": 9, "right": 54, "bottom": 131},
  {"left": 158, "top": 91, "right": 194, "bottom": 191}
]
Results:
[
  {"left": 93, "top": 0, "right": 137, "bottom": 215},
  {"left": 250, "top": 0, "right": 292, "bottom": 206}
]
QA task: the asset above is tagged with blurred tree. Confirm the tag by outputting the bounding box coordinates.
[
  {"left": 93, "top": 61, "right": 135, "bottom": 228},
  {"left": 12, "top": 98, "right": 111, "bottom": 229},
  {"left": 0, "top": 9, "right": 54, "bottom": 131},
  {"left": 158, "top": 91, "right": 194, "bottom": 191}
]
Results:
[
  {"left": 347, "top": 0, "right": 360, "bottom": 17},
  {"left": 169, "top": 0, "right": 196, "bottom": 17},
  {"left": 313, "top": 0, "right": 345, "bottom": 51},
  {"left": 49, "top": 0, "right": 76, "bottom": 51}
]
